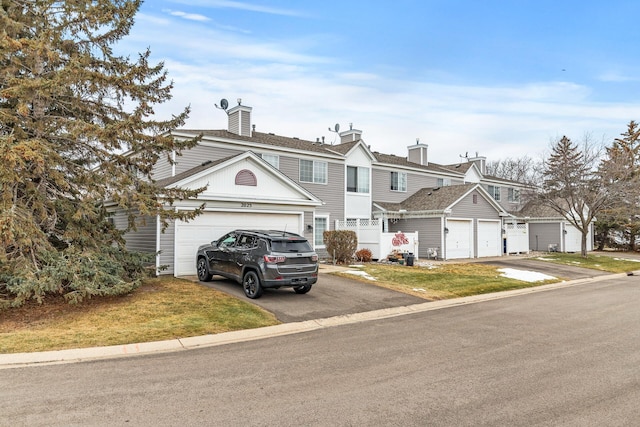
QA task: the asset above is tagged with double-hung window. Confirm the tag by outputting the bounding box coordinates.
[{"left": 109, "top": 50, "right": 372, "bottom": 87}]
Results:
[
  {"left": 437, "top": 178, "right": 451, "bottom": 187},
  {"left": 488, "top": 185, "right": 501, "bottom": 201},
  {"left": 347, "top": 166, "right": 369, "bottom": 193},
  {"left": 300, "top": 159, "right": 327, "bottom": 184},
  {"left": 261, "top": 153, "right": 279, "bottom": 169},
  {"left": 390, "top": 171, "right": 407, "bottom": 192},
  {"left": 508, "top": 188, "right": 520, "bottom": 203}
]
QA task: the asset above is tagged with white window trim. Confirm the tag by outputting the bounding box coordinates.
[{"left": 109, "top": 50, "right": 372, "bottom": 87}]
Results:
[
  {"left": 488, "top": 185, "right": 501, "bottom": 201},
  {"left": 391, "top": 171, "right": 407, "bottom": 192},
  {"left": 508, "top": 188, "right": 520, "bottom": 203},
  {"left": 300, "top": 159, "right": 328, "bottom": 184},
  {"left": 313, "top": 214, "right": 329, "bottom": 248},
  {"left": 347, "top": 166, "right": 370, "bottom": 193},
  {"left": 437, "top": 177, "right": 451, "bottom": 187},
  {"left": 261, "top": 153, "right": 279, "bottom": 169}
]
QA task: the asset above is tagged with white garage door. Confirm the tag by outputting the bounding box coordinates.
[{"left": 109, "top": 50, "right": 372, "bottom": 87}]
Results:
[
  {"left": 564, "top": 224, "right": 592, "bottom": 252},
  {"left": 446, "top": 219, "right": 472, "bottom": 259},
  {"left": 175, "top": 211, "right": 302, "bottom": 276},
  {"left": 477, "top": 220, "right": 502, "bottom": 258}
]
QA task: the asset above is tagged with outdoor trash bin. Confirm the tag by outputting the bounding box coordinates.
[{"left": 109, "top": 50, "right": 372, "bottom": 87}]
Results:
[{"left": 405, "top": 254, "right": 414, "bottom": 266}]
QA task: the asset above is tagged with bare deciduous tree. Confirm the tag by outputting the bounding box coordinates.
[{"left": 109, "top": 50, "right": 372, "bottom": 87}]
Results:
[
  {"left": 485, "top": 155, "right": 543, "bottom": 186},
  {"left": 538, "top": 136, "right": 607, "bottom": 257}
]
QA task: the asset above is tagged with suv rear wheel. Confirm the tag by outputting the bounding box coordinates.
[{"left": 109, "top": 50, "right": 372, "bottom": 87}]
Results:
[
  {"left": 293, "top": 284, "right": 312, "bottom": 294},
  {"left": 243, "top": 270, "right": 263, "bottom": 299},
  {"left": 197, "top": 257, "right": 212, "bottom": 282}
]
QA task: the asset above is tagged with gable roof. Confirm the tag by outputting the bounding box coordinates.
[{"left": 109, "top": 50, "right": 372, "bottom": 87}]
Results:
[
  {"left": 155, "top": 156, "right": 230, "bottom": 188},
  {"left": 372, "top": 152, "right": 466, "bottom": 176},
  {"left": 374, "top": 183, "right": 507, "bottom": 217},
  {"left": 156, "top": 151, "right": 322, "bottom": 206},
  {"left": 173, "top": 129, "right": 339, "bottom": 155},
  {"left": 171, "top": 128, "right": 528, "bottom": 188},
  {"left": 173, "top": 128, "right": 468, "bottom": 177}
]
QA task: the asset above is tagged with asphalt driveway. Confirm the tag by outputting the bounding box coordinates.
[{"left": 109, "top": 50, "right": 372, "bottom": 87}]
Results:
[
  {"left": 191, "top": 252, "right": 636, "bottom": 323},
  {"left": 479, "top": 251, "right": 640, "bottom": 280},
  {"left": 193, "top": 267, "right": 424, "bottom": 323},
  {"left": 479, "top": 257, "right": 611, "bottom": 280}
]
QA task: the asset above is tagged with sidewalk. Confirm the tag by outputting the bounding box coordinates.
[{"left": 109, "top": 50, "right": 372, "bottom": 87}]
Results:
[{"left": 2, "top": 269, "right": 637, "bottom": 370}]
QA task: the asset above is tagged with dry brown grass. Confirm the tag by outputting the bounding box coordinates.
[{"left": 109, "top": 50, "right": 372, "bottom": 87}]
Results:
[{"left": 0, "top": 277, "right": 278, "bottom": 354}]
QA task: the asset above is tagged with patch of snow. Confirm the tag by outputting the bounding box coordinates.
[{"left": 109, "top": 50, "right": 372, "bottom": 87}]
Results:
[
  {"left": 497, "top": 268, "right": 556, "bottom": 283},
  {"left": 536, "top": 257, "right": 556, "bottom": 261},
  {"left": 343, "top": 270, "right": 377, "bottom": 281},
  {"left": 412, "top": 288, "right": 426, "bottom": 292},
  {"left": 417, "top": 262, "right": 439, "bottom": 269},
  {"left": 614, "top": 258, "right": 640, "bottom": 263}
]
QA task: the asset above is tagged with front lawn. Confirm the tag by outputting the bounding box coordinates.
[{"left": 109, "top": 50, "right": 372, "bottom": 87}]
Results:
[
  {"left": 533, "top": 252, "right": 640, "bottom": 273},
  {"left": 336, "top": 262, "right": 560, "bottom": 300},
  {"left": 0, "top": 277, "right": 279, "bottom": 354}
]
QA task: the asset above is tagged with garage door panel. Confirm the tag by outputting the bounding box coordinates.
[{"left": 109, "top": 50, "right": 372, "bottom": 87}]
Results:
[
  {"left": 478, "top": 220, "right": 501, "bottom": 258},
  {"left": 175, "top": 212, "right": 301, "bottom": 276},
  {"left": 446, "top": 219, "right": 472, "bottom": 259}
]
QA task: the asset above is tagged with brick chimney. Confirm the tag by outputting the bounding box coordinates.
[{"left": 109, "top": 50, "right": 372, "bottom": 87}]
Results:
[
  {"left": 227, "top": 98, "right": 252, "bottom": 137},
  {"left": 339, "top": 123, "right": 362, "bottom": 143},
  {"left": 407, "top": 139, "right": 428, "bottom": 166}
]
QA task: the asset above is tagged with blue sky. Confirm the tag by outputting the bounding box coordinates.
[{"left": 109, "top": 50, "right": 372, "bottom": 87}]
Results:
[{"left": 118, "top": 0, "right": 640, "bottom": 164}]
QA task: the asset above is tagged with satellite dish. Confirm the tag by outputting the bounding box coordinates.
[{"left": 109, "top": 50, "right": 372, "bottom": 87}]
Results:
[
  {"left": 219, "top": 98, "right": 228, "bottom": 110},
  {"left": 334, "top": 123, "right": 340, "bottom": 132}
]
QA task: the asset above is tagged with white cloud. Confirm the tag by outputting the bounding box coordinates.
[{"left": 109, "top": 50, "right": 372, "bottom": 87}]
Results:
[
  {"left": 167, "top": 0, "right": 304, "bottom": 17},
  {"left": 120, "top": 7, "right": 640, "bottom": 165},
  {"left": 165, "top": 10, "right": 211, "bottom": 22}
]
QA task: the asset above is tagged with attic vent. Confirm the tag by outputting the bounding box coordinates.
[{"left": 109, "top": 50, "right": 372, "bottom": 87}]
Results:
[
  {"left": 201, "top": 160, "right": 212, "bottom": 167},
  {"left": 433, "top": 187, "right": 440, "bottom": 191},
  {"left": 235, "top": 169, "right": 257, "bottom": 186}
]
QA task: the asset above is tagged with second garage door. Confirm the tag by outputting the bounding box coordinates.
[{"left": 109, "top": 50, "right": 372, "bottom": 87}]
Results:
[
  {"left": 477, "top": 220, "right": 502, "bottom": 257},
  {"left": 175, "top": 211, "right": 302, "bottom": 276}
]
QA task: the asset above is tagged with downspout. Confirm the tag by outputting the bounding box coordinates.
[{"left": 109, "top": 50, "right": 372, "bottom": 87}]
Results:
[
  {"left": 156, "top": 215, "right": 161, "bottom": 275},
  {"left": 441, "top": 216, "right": 446, "bottom": 260}
]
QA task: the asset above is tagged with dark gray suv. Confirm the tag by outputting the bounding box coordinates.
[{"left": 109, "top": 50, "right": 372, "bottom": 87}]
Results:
[{"left": 196, "top": 230, "right": 319, "bottom": 298}]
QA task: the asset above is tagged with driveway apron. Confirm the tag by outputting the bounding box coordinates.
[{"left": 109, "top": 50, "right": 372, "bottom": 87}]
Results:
[{"left": 195, "top": 270, "right": 424, "bottom": 323}]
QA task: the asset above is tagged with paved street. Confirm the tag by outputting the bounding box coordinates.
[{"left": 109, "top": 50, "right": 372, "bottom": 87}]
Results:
[{"left": 3, "top": 274, "right": 640, "bottom": 426}]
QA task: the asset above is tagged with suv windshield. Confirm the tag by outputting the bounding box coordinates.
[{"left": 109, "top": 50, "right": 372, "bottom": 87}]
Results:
[{"left": 271, "top": 239, "right": 313, "bottom": 253}]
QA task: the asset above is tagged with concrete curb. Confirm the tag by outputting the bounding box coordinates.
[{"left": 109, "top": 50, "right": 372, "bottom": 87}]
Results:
[{"left": 1, "top": 271, "right": 637, "bottom": 370}]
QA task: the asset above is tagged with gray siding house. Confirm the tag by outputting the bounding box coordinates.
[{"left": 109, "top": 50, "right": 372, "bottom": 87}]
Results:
[{"left": 119, "top": 100, "right": 579, "bottom": 276}]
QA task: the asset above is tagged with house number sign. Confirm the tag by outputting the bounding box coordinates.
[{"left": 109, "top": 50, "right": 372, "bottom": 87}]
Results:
[{"left": 241, "top": 202, "right": 253, "bottom": 208}]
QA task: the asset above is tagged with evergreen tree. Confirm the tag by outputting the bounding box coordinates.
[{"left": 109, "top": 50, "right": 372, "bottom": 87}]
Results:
[
  {"left": 0, "top": 1, "right": 203, "bottom": 307},
  {"left": 597, "top": 121, "right": 640, "bottom": 250},
  {"left": 539, "top": 136, "right": 607, "bottom": 257}
]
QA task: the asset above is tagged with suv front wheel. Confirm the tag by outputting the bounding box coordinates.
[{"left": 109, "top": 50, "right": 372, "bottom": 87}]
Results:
[
  {"left": 243, "top": 271, "right": 263, "bottom": 299},
  {"left": 197, "top": 257, "right": 212, "bottom": 282}
]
